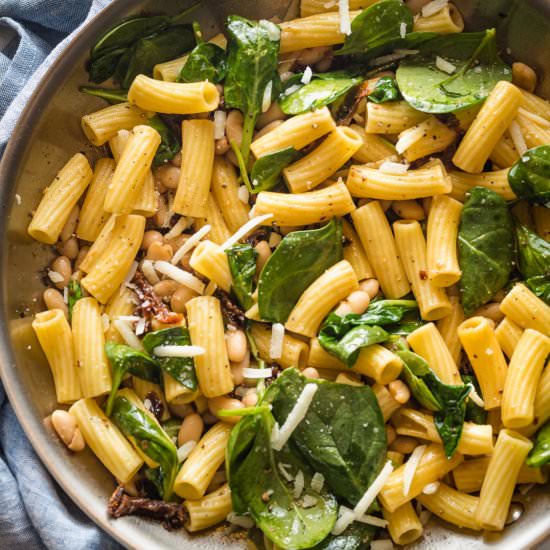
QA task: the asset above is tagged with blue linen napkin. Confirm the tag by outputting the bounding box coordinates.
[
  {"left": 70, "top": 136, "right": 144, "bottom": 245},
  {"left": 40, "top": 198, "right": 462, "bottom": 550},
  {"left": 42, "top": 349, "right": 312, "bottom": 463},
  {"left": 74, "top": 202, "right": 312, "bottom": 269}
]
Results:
[{"left": 0, "top": 1, "right": 121, "bottom": 548}]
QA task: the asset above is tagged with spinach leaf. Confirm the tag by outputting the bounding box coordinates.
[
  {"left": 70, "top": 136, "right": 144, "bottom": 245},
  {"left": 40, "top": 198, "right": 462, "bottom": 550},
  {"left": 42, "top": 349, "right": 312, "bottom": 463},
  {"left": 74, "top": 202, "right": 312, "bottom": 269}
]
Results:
[
  {"left": 458, "top": 187, "right": 514, "bottom": 315},
  {"left": 67, "top": 280, "right": 83, "bottom": 321},
  {"left": 279, "top": 76, "right": 363, "bottom": 115},
  {"left": 161, "top": 418, "right": 181, "bottom": 440},
  {"left": 249, "top": 146, "right": 299, "bottom": 193},
  {"left": 384, "top": 319, "right": 425, "bottom": 335},
  {"left": 396, "top": 349, "right": 471, "bottom": 457},
  {"left": 142, "top": 327, "right": 197, "bottom": 390},
  {"left": 226, "top": 244, "right": 258, "bottom": 310},
  {"left": 147, "top": 115, "right": 181, "bottom": 166},
  {"left": 462, "top": 374, "right": 487, "bottom": 425},
  {"left": 525, "top": 275, "right": 550, "bottom": 305},
  {"left": 111, "top": 394, "right": 178, "bottom": 499},
  {"left": 266, "top": 369, "right": 387, "bottom": 506},
  {"left": 258, "top": 219, "right": 343, "bottom": 323},
  {"left": 227, "top": 408, "right": 338, "bottom": 549},
  {"left": 178, "top": 42, "right": 226, "bottom": 83},
  {"left": 104, "top": 342, "right": 159, "bottom": 416},
  {"left": 396, "top": 29, "right": 512, "bottom": 113},
  {"left": 224, "top": 16, "right": 280, "bottom": 165},
  {"left": 508, "top": 145, "right": 550, "bottom": 206},
  {"left": 89, "top": 48, "right": 128, "bottom": 83},
  {"left": 368, "top": 76, "right": 402, "bottom": 104},
  {"left": 80, "top": 86, "right": 128, "bottom": 104},
  {"left": 527, "top": 420, "right": 550, "bottom": 467},
  {"left": 312, "top": 522, "right": 376, "bottom": 550},
  {"left": 336, "top": 0, "right": 413, "bottom": 57}
]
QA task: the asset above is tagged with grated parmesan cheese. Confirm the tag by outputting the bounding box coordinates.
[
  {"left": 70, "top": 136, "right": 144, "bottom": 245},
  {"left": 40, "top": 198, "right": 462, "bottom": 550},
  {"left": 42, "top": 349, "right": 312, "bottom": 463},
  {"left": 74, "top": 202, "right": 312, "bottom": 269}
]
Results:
[
  {"left": 261, "top": 19, "right": 281, "bottom": 42},
  {"left": 301, "top": 66, "right": 313, "bottom": 85},
  {"left": 379, "top": 161, "right": 409, "bottom": 174},
  {"left": 171, "top": 224, "right": 211, "bottom": 266},
  {"left": 271, "top": 384, "right": 318, "bottom": 451},
  {"left": 468, "top": 385, "right": 485, "bottom": 408},
  {"left": 227, "top": 512, "right": 255, "bottom": 529},
  {"left": 221, "top": 213, "right": 274, "bottom": 250},
  {"left": 243, "top": 367, "right": 273, "bottom": 379},
  {"left": 370, "top": 540, "right": 394, "bottom": 550},
  {"left": 399, "top": 21, "right": 407, "bottom": 39},
  {"left": 338, "top": 0, "right": 352, "bottom": 35},
  {"left": 164, "top": 217, "right": 192, "bottom": 240},
  {"left": 63, "top": 286, "right": 69, "bottom": 304},
  {"left": 508, "top": 121, "right": 528, "bottom": 155},
  {"left": 270, "top": 323, "right": 285, "bottom": 359},
  {"left": 294, "top": 470, "right": 305, "bottom": 499},
  {"left": 48, "top": 270, "right": 64, "bottom": 284},
  {"left": 116, "top": 315, "right": 140, "bottom": 322},
  {"left": 122, "top": 261, "right": 139, "bottom": 289},
  {"left": 395, "top": 124, "right": 424, "bottom": 154},
  {"left": 237, "top": 185, "right": 250, "bottom": 204},
  {"left": 353, "top": 460, "right": 394, "bottom": 518},
  {"left": 311, "top": 472, "right": 325, "bottom": 493},
  {"left": 113, "top": 319, "right": 144, "bottom": 350},
  {"left": 154, "top": 261, "right": 205, "bottom": 294},
  {"left": 141, "top": 259, "right": 159, "bottom": 285},
  {"left": 356, "top": 514, "right": 389, "bottom": 528},
  {"left": 213, "top": 110, "right": 227, "bottom": 140},
  {"left": 518, "top": 107, "right": 550, "bottom": 128},
  {"left": 421, "top": 0, "right": 448, "bottom": 17},
  {"left": 268, "top": 232, "right": 282, "bottom": 248},
  {"left": 284, "top": 84, "right": 302, "bottom": 96},
  {"left": 422, "top": 481, "right": 440, "bottom": 495},
  {"left": 177, "top": 440, "right": 197, "bottom": 462},
  {"left": 277, "top": 462, "right": 294, "bottom": 482},
  {"left": 435, "top": 56, "right": 456, "bottom": 74},
  {"left": 302, "top": 495, "right": 318, "bottom": 508},
  {"left": 324, "top": 0, "right": 337, "bottom": 8},
  {"left": 135, "top": 317, "right": 146, "bottom": 336},
  {"left": 153, "top": 345, "right": 205, "bottom": 358},
  {"left": 331, "top": 506, "right": 355, "bottom": 536},
  {"left": 15, "top": 193, "right": 21, "bottom": 205},
  {"left": 101, "top": 313, "right": 110, "bottom": 332},
  {"left": 262, "top": 80, "right": 273, "bottom": 113},
  {"left": 370, "top": 50, "right": 418, "bottom": 67},
  {"left": 403, "top": 444, "right": 427, "bottom": 496}
]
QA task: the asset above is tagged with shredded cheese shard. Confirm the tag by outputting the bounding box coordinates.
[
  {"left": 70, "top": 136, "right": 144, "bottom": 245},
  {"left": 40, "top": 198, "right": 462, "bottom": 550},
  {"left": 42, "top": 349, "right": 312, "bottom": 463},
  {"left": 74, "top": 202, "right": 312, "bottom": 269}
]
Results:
[
  {"left": 154, "top": 261, "right": 205, "bottom": 294},
  {"left": 403, "top": 444, "right": 427, "bottom": 496},
  {"left": 338, "top": 0, "right": 351, "bottom": 35},
  {"left": 153, "top": 345, "right": 205, "bottom": 358},
  {"left": 221, "top": 213, "right": 274, "bottom": 250},
  {"left": 270, "top": 323, "right": 285, "bottom": 359},
  {"left": 171, "top": 224, "right": 211, "bottom": 265}
]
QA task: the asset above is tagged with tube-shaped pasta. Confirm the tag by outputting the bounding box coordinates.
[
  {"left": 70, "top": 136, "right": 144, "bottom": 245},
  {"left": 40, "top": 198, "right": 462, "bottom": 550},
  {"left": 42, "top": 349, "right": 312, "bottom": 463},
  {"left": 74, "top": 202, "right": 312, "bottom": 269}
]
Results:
[
  {"left": 132, "top": 378, "right": 171, "bottom": 421},
  {"left": 372, "top": 383, "right": 402, "bottom": 421},
  {"left": 398, "top": 116, "right": 457, "bottom": 162},
  {"left": 393, "top": 408, "right": 493, "bottom": 456},
  {"left": 189, "top": 240, "right": 232, "bottom": 292},
  {"left": 69, "top": 398, "right": 143, "bottom": 482},
  {"left": 412, "top": 4, "right": 464, "bottom": 33},
  {"left": 366, "top": 101, "right": 428, "bottom": 134},
  {"left": 284, "top": 127, "right": 362, "bottom": 193},
  {"left": 394, "top": 220, "right": 452, "bottom": 321},
  {"left": 516, "top": 110, "right": 550, "bottom": 148},
  {"left": 133, "top": 171, "right": 158, "bottom": 218},
  {"left": 382, "top": 502, "right": 423, "bottom": 546},
  {"left": 255, "top": 181, "right": 355, "bottom": 226},
  {"left": 457, "top": 317, "right": 508, "bottom": 410},
  {"left": 475, "top": 429, "right": 533, "bottom": 530},
  {"left": 104, "top": 125, "right": 160, "bottom": 214},
  {"left": 351, "top": 201, "right": 410, "bottom": 299},
  {"left": 520, "top": 89, "right": 550, "bottom": 121},
  {"left": 163, "top": 371, "right": 201, "bottom": 405},
  {"left": 341, "top": 219, "right": 374, "bottom": 280},
  {"left": 184, "top": 483, "right": 232, "bottom": 532},
  {"left": 211, "top": 157, "right": 249, "bottom": 232},
  {"left": 490, "top": 133, "right": 520, "bottom": 168},
  {"left": 308, "top": 337, "right": 345, "bottom": 370},
  {"left": 72, "top": 298, "right": 112, "bottom": 398},
  {"left": 417, "top": 483, "right": 480, "bottom": 531},
  {"left": 251, "top": 107, "right": 336, "bottom": 158},
  {"left": 300, "top": 0, "right": 376, "bottom": 16},
  {"left": 104, "top": 288, "right": 137, "bottom": 343},
  {"left": 81, "top": 214, "right": 145, "bottom": 304},
  {"left": 76, "top": 158, "right": 114, "bottom": 242},
  {"left": 174, "top": 120, "right": 215, "bottom": 218},
  {"left": 186, "top": 297, "right": 233, "bottom": 398},
  {"left": 495, "top": 316, "right": 523, "bottom": 358},
  {"left": 449, "top": 168, "right": 516, "bottom": 201},
  {"left": 81, "top": 102, "right": 152, "bottom": 146},
  {"left": 32, "top": 309, "right": 81, "bottom": 404},
  {"left": 453, "top": 457, "right": 547, "bottom": 493},
  {"left": 28, "top": 153, "right": 93, "bottom": 244},
  {"left": 501, "top": 329, "right": 550, "bottom": 428},
  {"left": 346, "top": 160, "right": 451, "bottom": 200},
  {"left": 128, "top": 75, "right": 219, "bottom": 114},
  {"left": 279, "top": 11, "right": 361, "bottom": 53},
  {"left": 499, "top": 283, "right": 550, "bottom": 336},
  {"left": 286, "top": 260, "right": 358, "bottom": 337},
  {"left": 426, "top": 195, "right": 462, "bottom": 287},
  {"left": 379, "top": 444, "right": 463, "bottom": 512},
  {"left": 192, "top": 194, "right": 231, "bottom": 245},
  {"left": 522, "top": 361, "right": 550, "bottom": 437},
  {"left": 174, "top": 422, "right": 232, "bottom": 499},
  {"left": 436, "top": 295, "right": 464, "bottom": 365},
  {"left": 79, "top": 214, "right": 118, "bottom": 274},
  {"left": 407, "top": 323, "right": 461, "bottom": 385},
  {"left": 453, "top": 81, "right": 523, "bottom": 173},
  {"left": 250, "top": 322, "right": 309, "bottom": 369},
  {"left": 533, "top": 205, "right": 550, "bottom": 241},
  {"left": 350, "top": 123, "right": 397, "bottom": 163}
]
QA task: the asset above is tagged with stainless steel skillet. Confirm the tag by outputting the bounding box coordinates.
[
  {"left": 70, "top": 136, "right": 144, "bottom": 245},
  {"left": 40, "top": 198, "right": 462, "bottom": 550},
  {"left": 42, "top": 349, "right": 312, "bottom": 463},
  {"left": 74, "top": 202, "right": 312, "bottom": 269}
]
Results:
[{"left": 1, "top": 0, "right": 549, "bottom": 548}]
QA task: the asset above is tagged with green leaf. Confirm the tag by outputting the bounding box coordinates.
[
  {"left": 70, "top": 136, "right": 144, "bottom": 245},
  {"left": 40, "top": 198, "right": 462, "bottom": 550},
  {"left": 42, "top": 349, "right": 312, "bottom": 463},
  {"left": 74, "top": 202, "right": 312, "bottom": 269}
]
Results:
[
  {"left": 508, "top": 145, "right": 550, "bottom": 206},
  {"left": 120, "top": 25, "right": 196, "bottom": 88},
  {"left": 79, "top": 86, "right": 129, "bottom": 104},
  {"left": 527, "top": 420, "right": 550, "bottom": 467},
  {"left": 161, "top": 418, "right": 181, "bottom": 440},
  {"left": 462, "top": 374, "right": 487, "bottom": 425},
  {"left": 458, "top": 187, "right": 514, "bottom": 315},
  {"left": 279, "top": 76, "right": 363, "bottom": 115},
  {"left": 516, "top": 221, "right": 550, "bottom": 278},
  {"left": 396, "top": 349, "right": 471, "bottom": 457},
  {"left": 368, "top": 76, "right": 402, "bottom": 104},
  {"left": 67, "top": 280, "right": 83, "bottom": 322},
  {"left": 227, "top": 408, "right": 338, "bottom": 549},
  {"left": 88, "top": 47, "right": 128, "bottom": 84},
  {"left": 111, "top": 395, "right": 178, "bottom": 499},
  {"left": 224, "top": 16, "right": 281, "bottom": 165},
  {"left": 250, "top": 147, "right": 300, "bottom": 193},
  {"left": 525, "top": 275, "right": 550, "bottom": 305},
  {"left": 142, "top": 327, "right": 197, "bottom": 390},
  {"left": 226, "top": 244, "right": 258, "bottom": 310},
  {"left": 312, "top": 522, "right": 376, "bottom": 550},
  {"left": 258, "top": 219, "right": 343, "bottom": 322},
  {"left": 178, "top": 42, "right": 226, "bottom": 83},
  {"left": 337, "top": 0, "right": 413, "bottom": 57},
  {"left": 396, "top": 29, "right": 512, "bottom": 113},
  {"left": 267, "top": 369, "right": 387, "bottom": 506},
  {"left": 104, "top": 342, "right": 159, "bottom": 416},
  {"left": 146, "top": 115, "right": 181, "bottom": 166}
]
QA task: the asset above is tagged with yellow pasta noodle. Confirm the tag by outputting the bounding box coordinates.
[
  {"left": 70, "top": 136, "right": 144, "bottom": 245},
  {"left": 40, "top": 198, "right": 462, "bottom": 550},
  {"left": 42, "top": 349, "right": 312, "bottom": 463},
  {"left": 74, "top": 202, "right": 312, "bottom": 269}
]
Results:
[
  {"left": 300, "top": 0, "right": 376, "bottom": 16},
  {"left": 184, "top": 483, "right": 232, "bottom": 532},
  {"left": 499, "top": 283, "right": 550, "bottom": 336},
  {"left": 398, "top": 116, "right": 457, "bottom": 162},
  {"left": 436, "top": 295, "right": 464, "bottom": 365},
  {"left": 449, "top": 168, "right": 516, "bottom": 201},
  {"left": 495, "top": 316, "right": 523, "bottom": 359},
  {"left": 519, "top": 360, "right": 550, "bottom": 436},
  {"left": 490, "top": 133, "right": 520, "bottom": 168},
  {"left": 341, "top": 219, "right": 374, "bottom": 281},
  {"left": 28, "top": 153, "right": 93, "bottom": 244},
  {"left": 132, "top": 378, "right": 171, "bottom": 421},
  {"left": 366, "top": 101, "right": 428, "bottom": 134},
  {"left": 192, "top": 193, "right": 231, "bottom": 245},
  {"left": 163, "top": 371, "right": 201, "bottom": 405},
  {"left": 189, "top": 240, "right": 232, "bottom": 292},
  {"left": 382, "top": 502, "right": 423, "bottom": 545},
  {"left": 350, "top": 123, "right": 397, "bottom": 163},
  {"left": 250, "top": 322, "right": 309, "bottom": 369},
  {"left": 413, "top": 4, "right": 464, "bottom": 33},
  {"left": 372, "top": 383, "right": 402, "bottom": 421},
  {"left": 516, "top": 110, "right": 550, "bottom": 148}
]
